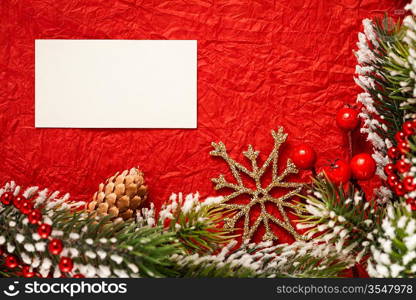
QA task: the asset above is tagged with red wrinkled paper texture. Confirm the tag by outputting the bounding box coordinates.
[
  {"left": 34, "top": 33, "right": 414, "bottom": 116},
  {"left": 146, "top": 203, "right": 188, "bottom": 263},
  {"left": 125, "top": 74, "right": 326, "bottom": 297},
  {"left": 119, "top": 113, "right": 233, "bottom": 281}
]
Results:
[{"left": 0, "top": 0, "right": 403, "bottom": 244}]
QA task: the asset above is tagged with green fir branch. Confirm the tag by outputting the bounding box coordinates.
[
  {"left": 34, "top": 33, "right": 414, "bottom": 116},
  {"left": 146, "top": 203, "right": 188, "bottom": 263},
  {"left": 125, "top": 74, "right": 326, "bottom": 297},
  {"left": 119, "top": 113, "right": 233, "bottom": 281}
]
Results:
[
  {"left": 295, "top": 177, "right": 384, "bottom": 263},
  {"left": 0, "top": 204, "right": 183, "bottom": 278},
  {"left": 172, "top": 240, "right": 352, "bottom": 278},
  {"left": 367, "top": 202, "right": 416, "bottom": 277},
  {"left": 367, "top": 17, "right": 408, "bottom": 142},
  {"left": 0, "top": 185, "right": 234, "bottom": 278}
]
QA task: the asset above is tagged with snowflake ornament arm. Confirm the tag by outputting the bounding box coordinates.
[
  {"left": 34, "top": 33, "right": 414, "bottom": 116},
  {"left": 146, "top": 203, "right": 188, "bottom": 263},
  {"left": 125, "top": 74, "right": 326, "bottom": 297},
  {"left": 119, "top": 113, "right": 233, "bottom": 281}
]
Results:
[{"left": 210, "top": 127, "right": 307, "bottom": 242}]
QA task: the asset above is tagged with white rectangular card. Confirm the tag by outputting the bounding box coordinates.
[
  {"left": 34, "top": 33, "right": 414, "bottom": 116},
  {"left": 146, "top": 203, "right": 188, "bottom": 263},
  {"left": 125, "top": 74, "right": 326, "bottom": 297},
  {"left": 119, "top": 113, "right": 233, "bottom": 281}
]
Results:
[{"left": 35, "top": 40, "right": 197, "bottom": 128}]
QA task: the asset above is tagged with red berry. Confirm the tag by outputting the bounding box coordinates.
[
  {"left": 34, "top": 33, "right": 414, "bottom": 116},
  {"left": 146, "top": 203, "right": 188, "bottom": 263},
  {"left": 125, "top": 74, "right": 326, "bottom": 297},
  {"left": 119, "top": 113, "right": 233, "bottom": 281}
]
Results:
[
  {"left": 20, "top": 200, "right": 33, "bottom": 215},
  {"left": 350, "top": 153, "right": 377, "bottom": 180},
  {"left": 403, "top": 176, "right": 416, "bottom": 192},
  {"left": 322, "top": 160, "right": 351, "bottom": 185},
  {"left": 28, "top": 209, "right": 42, "bottom": 225},
  {"left": 383, "top": 163, "right": 396, "bottom": 176},
  {"left": 73, "top": 273, "right": 85, "bottom": 278},
  {"left": 37, "top": 223, "right": 52, "bottom": 239},
  {"left": 395, "top": 131, "right": 407, "bottom": 143},
  {"left": 387, "top": 174, "right": 399, "bottom": 187},
  {"left": 396, "top": 159, "right": 411, "bottom": 173},
  {"left": 291, "top": 144, "right": 317, "bottom": 169},
  {"left": 398, "top": 141, "right": 410, "bottom": 154},
  {"left": 12, "top": 196, "right": 23, "bottom": 209},
  {"left": 1, "top": 192, "right": 12, "bottom": 205},
  {"left": 22, "top": 265, "right": 35, "bottom": 278},
  {"left": 59, "top": 257, "right": 73, "bottom": 273},
  {"left": 406, "top": 199, "right": 416, "bottom": 211},
  {"left": 387, "top": 147, "right": 400, "bottom": 160},
  {"left": 5, "top": 255, "right": 19, "bottom": 269},
  {"left": 403, "top": 121, "right": 416, "bottom": 136},
  {"left": 336, "top": 107, "right": 359, "bottom": 131},
  {"left": 48, "top": 239, "right": 63, "bottom": 255},
  {"left": 395, "top": 183, "right": 406, "bottom": 196}
]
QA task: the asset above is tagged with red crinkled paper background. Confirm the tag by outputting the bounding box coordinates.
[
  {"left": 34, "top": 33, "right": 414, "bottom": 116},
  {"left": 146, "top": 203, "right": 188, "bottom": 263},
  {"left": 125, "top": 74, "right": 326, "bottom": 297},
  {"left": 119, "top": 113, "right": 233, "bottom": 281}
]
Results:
[{"left": 0, "top": 0, "right": 404, "bottom": 245}]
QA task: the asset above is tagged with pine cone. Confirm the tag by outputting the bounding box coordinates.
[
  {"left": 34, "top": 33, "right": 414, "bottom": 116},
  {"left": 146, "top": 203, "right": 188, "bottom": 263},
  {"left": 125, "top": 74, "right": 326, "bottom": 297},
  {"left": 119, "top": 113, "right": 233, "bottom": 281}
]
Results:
[{"left": 86, "top": 167, "right": 148, "bottom": 223}]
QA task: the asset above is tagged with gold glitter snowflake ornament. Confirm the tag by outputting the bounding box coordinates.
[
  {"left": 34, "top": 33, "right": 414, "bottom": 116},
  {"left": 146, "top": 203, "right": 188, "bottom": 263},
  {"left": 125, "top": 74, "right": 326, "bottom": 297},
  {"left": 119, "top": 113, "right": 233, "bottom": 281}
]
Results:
[{"left": 210, "top": 127, "right": 306, "bottom": 242}]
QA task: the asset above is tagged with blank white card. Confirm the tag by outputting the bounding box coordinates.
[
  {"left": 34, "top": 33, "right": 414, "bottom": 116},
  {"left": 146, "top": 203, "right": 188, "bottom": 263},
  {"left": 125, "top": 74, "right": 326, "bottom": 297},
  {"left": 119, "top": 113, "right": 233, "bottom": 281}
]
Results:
[{"left": 35, "top": 40, "right": 197, "bottom": 128}]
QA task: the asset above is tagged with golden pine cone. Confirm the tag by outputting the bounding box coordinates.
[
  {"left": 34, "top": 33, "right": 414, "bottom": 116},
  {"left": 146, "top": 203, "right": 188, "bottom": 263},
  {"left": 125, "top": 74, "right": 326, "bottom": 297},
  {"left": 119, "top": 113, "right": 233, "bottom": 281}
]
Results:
[{"left": 86, "top": 167, "right": 148, "bottom": 223}]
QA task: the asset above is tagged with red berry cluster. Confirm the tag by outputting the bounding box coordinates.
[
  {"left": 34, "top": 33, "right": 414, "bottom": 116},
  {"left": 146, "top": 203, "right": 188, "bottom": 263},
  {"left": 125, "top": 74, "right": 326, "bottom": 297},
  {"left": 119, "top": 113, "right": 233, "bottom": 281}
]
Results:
[
  {"left": 0, "top": 251, "right": 42, "bottom": 277},
  {"left": 0, "top": 247, "right": 37, "bottom": 277},
  {"left": 385, "top": 120, "right": 416, "bottom": 210},
  {"left": 321, "top": 153, "right": 376, "bottom": 185},
  {"left": 0, "top": 192, "right": 42, "bottom": 224},
  {"left": 290, "top": 106, "right": 376, "bottom": 185},
  {"left": 0, "top": 191, "right": 81, "bottom": 277}
]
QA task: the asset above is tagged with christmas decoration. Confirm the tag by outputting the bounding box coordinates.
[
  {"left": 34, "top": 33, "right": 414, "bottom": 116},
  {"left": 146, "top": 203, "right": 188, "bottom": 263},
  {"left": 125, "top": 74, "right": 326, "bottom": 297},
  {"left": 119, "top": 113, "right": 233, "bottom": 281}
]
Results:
[
  {"left": 1, "top": 192, "right": 12, "bottom": 205},
  {"left": 368, "top": 203, "right": 416, "bottom": 277},
  {"left": 395, "top": 131, "right": 407, "bottom": 144},
  {"left": 12, "top": 195, "right": 22, "bottom": 209},
  {"left": 350, "top": 153, "right": 376, "bottom": 180},
  {"left": 210, "top": 127, "right": 305, "bottom": 242},
  {"left": 0, "top": 181, "right": 233, "bottom": 278},
  {"left": 336, "top": 107, "right": 360, "bottom": 131},
  {"left": 22, "top": 265, "right": 35, "bottom": 278},
  {"left": 321, "top": 160, "right": 351, "bottom": 185},
  {"left": 290, "top": 144, "right": 317, "bottom": 170},
  {"left": 404, "top": 176, "right": 416, "bottom": 193},
  {"left": 396, "top": 160, "right": 411, "bottom": 173},
  {"left": 48, "top": 239, "right": 64, "bottom": 255},
  {"left": 388, "top": 147, "right": 400, "bottom": 160},
  {"left": 2, "top": 0, "right": 416, "bottom": 280},
  {"left": 172, "top": 240, "right": 352, "bottom": 278},
  {"left": 403, "top": 120, "right": 416, "bottom": 136},
  {"left": 37, "top": 223, "right": 52, "bottom": 239},
  {"left": 295, "top": 176, "right": 385, "bottom": 275},
  {"left": 28, "top": 209, "right": 42, "bottom": 225},
  {"left": 354, "top": 18, "right": 402, "bottom": 183},
  {"left": 59, "top": 257, "right": 74, "bottom": 273},
  {"left": 383, "top": 119, "right": 416, "bottom": 209},
  {"left": 384, "top": 163, "right": 395, "bottom": 176},
  {"left": 0, "top": 179, "right": 352, "bottom": 278},
  {"left": 86, "top": 167, "right": 148, "bottom": 223},
  {"left": 154, "top": 193, "right": 231, "bottom": 252},
  {"left": 5, "top": 255, "right": 18, "bottom": 269},
  {"left": 20, "top": 200, "right": 33, "bottom": 215}
]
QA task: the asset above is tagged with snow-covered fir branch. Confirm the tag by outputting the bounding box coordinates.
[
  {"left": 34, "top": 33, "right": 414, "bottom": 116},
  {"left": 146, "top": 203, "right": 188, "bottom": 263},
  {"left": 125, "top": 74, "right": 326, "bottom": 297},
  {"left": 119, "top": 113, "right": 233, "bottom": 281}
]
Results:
[
  {"left": 136, "top": 192, "right": 223, "bottom": 228},
  {"left": 1, "top": 183, "right": 237, "bottom": 278},
  {"left": 406, "top": 0, "right": 416, "bottom": 19},
  {"left": 172, "top": 240, "right": 353, "bottom": 278},
  {"left": 403, "top": 7, "right": 416, "bottom": 114},
  {"left": 136, "top": 192, "right": 230, "bottom": 252},
  {"left": 0, "top": 182, "right": 183, "bottom": 278},
  {"left": 354, "top": 20, "right": 392, "bottom": 184},
  {"left": 296, "top": 178, "right": 385, "bottom": 263},
  {"left": 368, "top": 203, "right": 416, "bottom": 277}
]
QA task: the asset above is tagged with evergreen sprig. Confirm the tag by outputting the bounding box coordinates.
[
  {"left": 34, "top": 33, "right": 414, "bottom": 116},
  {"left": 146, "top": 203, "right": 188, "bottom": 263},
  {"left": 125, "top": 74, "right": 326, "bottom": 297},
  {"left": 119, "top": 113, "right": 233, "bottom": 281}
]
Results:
[
  {"left": 157, "top": 194, "right": 235, "bottom": 252},
  {"left": 0, "top": 204, "right": 183, "bottom": 278},
  {"left": 368, "top": 202, "right": 416, "bottom": 277},
  {"left": 0, "top": 185, "right": 233, "bottom": 278},
  {"left": 363, "top": 17, "right": 408, "bottom": 142},
  {"left": 172, "top": 240, "right": 352, "bottom": 278},
  {"left": 295, "top": 177, "right": 384, "bottom": 263}
]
